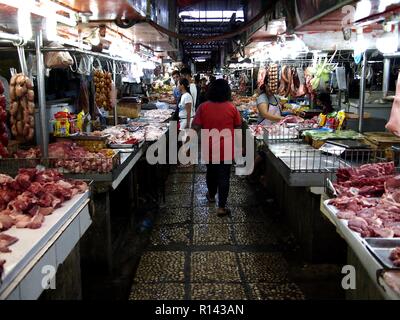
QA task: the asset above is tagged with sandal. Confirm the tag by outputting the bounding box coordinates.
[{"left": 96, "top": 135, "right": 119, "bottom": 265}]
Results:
[
  {"left": 206, "top": 192, "right": 216, "bottom": 203},
  {"left": 217, "top": 208, "right": 231, "bottom": 216}
]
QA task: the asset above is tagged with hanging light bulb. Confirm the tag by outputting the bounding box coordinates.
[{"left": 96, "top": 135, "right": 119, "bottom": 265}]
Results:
[
  {"left": 376, "top": 22, "right": 399, "bottom": 54},
  {"left": 18, "top": 7, "right": 32, "bottom": 42}
]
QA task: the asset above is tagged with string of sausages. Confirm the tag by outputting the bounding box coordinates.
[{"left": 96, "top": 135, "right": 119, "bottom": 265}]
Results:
[{"left": 9, "top": 74, "right": 35, "bottom": 142}]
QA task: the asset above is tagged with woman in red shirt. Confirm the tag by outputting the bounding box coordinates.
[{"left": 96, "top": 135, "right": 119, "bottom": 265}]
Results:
[{"left": 192, "top": 79, "right": 242, "bottom": 216}]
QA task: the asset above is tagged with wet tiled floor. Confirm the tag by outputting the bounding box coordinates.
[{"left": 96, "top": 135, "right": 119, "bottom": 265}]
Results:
[{"left": 130, "top": 166, "right": 306, "bottom": 300}]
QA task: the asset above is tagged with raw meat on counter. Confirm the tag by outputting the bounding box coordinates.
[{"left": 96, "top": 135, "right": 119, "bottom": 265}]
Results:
[
  {"left": 329, "top": 162, "right": 400, "bottom": 238},
  {"left": 390, "top": 247, "right": 400, "bottom": 267},
  {"left": 144, "top": 125, "right": 168, "bottom": 141},
  {"left": 102, "top": 124, "right": 168, "bottom": 144},
  {"left": 102, "top": 126, "right": 143, "bottom": 145},
  {"left": 278, "top": 115, "right": 304, "bottom": 125},
  {"left": 386, "top": 72, "right": 400, "bottom": 137},
  {"left": 0, "top": 233, "right": 18, "bottom": 253},
  {"left": 13, "top": 142, "right": 116, "bottom": 173},
  {"left": 0, "top": 169, "right": 88, "bottom": 277},
  {"left": 336, "top": 162, "right": 395, "bottom": 183},
  {"left": 141, "top": 109, "right": 174, "bottom": 123}
]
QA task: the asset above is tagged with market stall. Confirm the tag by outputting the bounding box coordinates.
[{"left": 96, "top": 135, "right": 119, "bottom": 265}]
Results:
[{"left": 0, "top": 0, "right": 178, "bottom": 300}]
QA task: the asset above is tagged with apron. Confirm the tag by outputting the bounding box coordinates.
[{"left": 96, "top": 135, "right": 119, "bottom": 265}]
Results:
[{"left": 258, "top": 95, "right": 281, "bottom": 126}]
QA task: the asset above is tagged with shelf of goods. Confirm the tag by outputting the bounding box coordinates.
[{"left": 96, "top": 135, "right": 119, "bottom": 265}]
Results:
[
  {"left": 322, "top": 200, "right": 400, "bottom": 300},
  {"left": 0, "top": 191, "right": 91, "bottom": 300}
]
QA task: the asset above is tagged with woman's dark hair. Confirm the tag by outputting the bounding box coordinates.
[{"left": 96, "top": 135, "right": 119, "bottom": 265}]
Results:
[
  {"left": 206, "top": 79, "right": 231, "bottom": 103},
  {"left": 172, "top": 70, "right": 180, "bottom": 77},
  {"left": 179, "top": 78, "right": 190, "bottom": 94},
  {"left": 180, "top": 67, "right": 192, "bottom": 77},
  {"left": 261, "top": 74, "right": 270, "bottom": 94}
]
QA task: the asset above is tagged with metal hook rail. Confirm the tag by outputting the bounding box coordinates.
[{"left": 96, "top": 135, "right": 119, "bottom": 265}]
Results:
[{"left": 40, "top": 47, "right": 133, "bottom": 64}]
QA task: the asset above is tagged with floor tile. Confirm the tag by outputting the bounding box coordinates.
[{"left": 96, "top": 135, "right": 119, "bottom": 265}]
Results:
[
  {"left": 168, "top": 174, "right": 194, "bottom": 184},
  {"left": 233, "top": 223, "right": 279, "bottom": 246},
  {"left": 130, "top": 283, "right": 185, "bottom": 300},
  {"left": 165, "top": 194, "right": 192, "bottom": 207},
  {"left": 193, "top": 193, "right": 216, "bottom": 207},
  {"left": 134, "top": 251, "right": 185, "bottom": 282},
  {"left": 165, "top": 182, "right": 193, "bottom": 194},
  {"left": 238, "top": 252, "right": 289, "bottom": 283},
  {"left": 193, "top": 224, "right": 232, "bottom": 245},
  {"left": 150, "top": 225, "right": 190, "bottom": 246},
  {"left": 191, "top": 283, "right": 247, "bottom": 300},
  {"left": 193, "top": 207, "right": 230, "bottom": 224},
  {"left": 249, "top": 283, "right": 305, "bottom": 300},
  {"left": 155, "top": 207, "right": 191, "bottom": 225},
  {"left": 191, "top": 251, "right": 241, "bottom": 282},
  {"left": 231, "top": 207, "right": 272, "bottom": 223}
]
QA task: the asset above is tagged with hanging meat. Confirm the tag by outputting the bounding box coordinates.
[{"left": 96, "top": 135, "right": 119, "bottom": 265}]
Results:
[
  {"left": 386, "top": 72, "right": 400, "bottom": 137},
  {"left": 267, "top": 64, "right": 278, "bottom": 94},
  {"left": 257, "top": 66, "right": 267, "bottom": 88},
  {"left": 285, "top": 67, "right": 293, "bottom": 97},
  {"left": 0, "top": 80, "right": 8, "bottom": 157},
  {"left": 295, "top": 67, "right": 307, "bottom": 97},
  {"left": 9, "top": 73, "right": 35, "bottom": 143},
  {"left": 77, "top": 76, "right": 89, "bottom": 113},
  {"left": 278, "top": 65, "right": 288, "bottom": 96},
  {"left": 94, "top": 70, "right": 113, "bottom": 111}
]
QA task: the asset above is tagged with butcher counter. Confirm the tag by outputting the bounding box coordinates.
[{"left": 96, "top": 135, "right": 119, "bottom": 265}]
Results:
[
  {"left": 260, "top": 135, "right": 348, "bottom": 263},
  {"left": 321, "top": 198, "right": 400, "bottom": 300},
  {"left": 0, "top": 191, "right": 91, "bottom": 300}
]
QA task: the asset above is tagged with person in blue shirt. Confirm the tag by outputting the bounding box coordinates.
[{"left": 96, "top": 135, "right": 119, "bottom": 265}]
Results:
[{"left": 172, "top": 70, "right": 181, "bottom": 103}]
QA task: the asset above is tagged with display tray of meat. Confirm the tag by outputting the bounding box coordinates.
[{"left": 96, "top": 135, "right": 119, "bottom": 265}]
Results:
[
  {"left": 6, "top": 141, "right": 119, "bottom": 175},
  {"left": 102, "top": 126, "right": 144, "bottom": 147},
  {"left": 0, "top": 168, "right": 89, "bottom": 280},
  {"left": 326, "top": 162, "right": 400, "bottom": 240},
  {"left": 363, "top": 239, "right": 400, "bottom": 269}
]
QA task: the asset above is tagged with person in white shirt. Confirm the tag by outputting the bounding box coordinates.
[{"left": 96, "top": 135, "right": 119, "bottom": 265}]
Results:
[
  {"left": 177, "top": 78, "right": 194, "bottom": 167},
  {"left": 177, "top": 78, "right": 194, "bottom": 130},
  {"left": 180, "top": 67, "right": 198, "bottom": 110}
]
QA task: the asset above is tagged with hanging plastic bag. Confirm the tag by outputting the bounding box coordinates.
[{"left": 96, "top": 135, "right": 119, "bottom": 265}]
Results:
[{"left": 44, "top": 42, "right": 73, "bottom": 69}]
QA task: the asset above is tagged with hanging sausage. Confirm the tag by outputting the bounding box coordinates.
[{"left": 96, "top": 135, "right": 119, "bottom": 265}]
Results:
[
  {"left": 0, "top": 80, "right": 8, "bottom": 157},
  {"left": 9, "top": 73, "right": 35, "bottom": 143}
]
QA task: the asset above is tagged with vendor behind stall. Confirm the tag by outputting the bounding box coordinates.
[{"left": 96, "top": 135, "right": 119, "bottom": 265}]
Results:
[
  {"left": 256, "top": 75, "right": 284, "bottom": 125},
  {"left": 314, "top": 92, "right": 334, "bottom": 114}
]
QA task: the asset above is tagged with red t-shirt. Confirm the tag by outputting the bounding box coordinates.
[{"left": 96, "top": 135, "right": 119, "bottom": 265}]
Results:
[{"left": 192, "top": 101, "right": 242, "bottom": 162}]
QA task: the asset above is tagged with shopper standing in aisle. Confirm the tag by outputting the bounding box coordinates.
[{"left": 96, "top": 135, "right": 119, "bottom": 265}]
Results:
[
  {"left": 178, "top": 78, "right": 195, "bottom": 167},
  {"left": 192, "top": 79, "right": 242, "bottom": 216},
  {"left": 199, "top": 77, "right": 208, "bottom": 105},
  {"left": 171, "top": 70, "right": 181, "bottom": 104},
  {"left": 181, "top": 67, "right": 198, "bottom": 110}
]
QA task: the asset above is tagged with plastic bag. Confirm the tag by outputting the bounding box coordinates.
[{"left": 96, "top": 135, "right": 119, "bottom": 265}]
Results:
[{"left": 44, "top": 43, "right": 73, "bottom": 69}]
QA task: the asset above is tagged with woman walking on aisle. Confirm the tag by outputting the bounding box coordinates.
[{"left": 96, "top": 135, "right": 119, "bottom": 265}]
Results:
[
  {"left": 178, "top": 78, "right": 195, "bottom": 167},
  {"left": 192, "top": 79, "right": 242, "bottom": 216}
]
